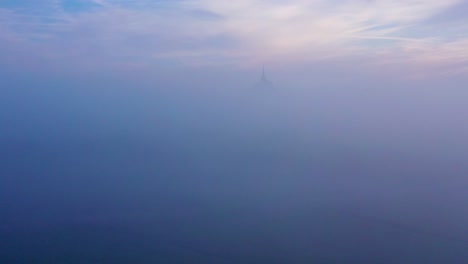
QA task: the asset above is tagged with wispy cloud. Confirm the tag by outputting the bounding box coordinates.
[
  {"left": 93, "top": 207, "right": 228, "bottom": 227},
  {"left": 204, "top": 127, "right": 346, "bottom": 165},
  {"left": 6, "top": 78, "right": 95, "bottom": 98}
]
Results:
[{"left": 0, "top": 0, "right": 467, "bottom": 76}]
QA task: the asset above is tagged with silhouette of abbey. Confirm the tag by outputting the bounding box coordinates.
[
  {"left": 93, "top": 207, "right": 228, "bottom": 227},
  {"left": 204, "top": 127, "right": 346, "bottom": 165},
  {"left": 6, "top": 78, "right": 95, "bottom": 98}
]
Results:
[{"left": 256, "top": 66, "right": 273, "bottom": 89}]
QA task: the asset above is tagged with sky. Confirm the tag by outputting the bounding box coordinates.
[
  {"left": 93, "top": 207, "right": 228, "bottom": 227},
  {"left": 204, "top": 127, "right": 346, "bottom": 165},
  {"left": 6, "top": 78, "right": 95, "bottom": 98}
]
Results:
[
  {"left": 1, "top": 0, "right": 468, "bottom": 77},
  {"left": 1, "top": 1, "right": 468, "bottom": 263},
  {"left": 2, "top": 0, "right": 468, "bottom": 149}
]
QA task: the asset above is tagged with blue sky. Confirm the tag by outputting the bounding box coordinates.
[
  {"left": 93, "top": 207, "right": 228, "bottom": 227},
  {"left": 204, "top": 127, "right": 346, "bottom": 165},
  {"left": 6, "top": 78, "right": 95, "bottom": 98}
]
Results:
[{"left": 1, "top": 0, "right": 468, "bottom": 78}]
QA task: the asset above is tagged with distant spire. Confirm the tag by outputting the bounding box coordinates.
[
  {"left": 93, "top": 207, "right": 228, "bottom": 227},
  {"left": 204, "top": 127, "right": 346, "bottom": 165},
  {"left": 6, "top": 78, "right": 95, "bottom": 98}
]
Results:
[{"left": 256, "top": 65, "right": 273, "bottom": 88}]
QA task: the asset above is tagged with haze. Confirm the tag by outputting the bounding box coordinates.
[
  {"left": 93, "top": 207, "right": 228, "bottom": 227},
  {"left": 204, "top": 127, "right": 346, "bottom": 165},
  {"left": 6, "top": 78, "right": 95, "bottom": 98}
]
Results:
[{"left": 1, "top": 1, "right": 468, "bottom": 263}]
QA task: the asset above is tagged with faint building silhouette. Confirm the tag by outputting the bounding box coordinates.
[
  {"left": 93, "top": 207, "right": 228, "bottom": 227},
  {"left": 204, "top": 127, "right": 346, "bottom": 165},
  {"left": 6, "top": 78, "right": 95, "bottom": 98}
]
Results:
[{"left": 255, "top": 66, "right": 273, "bottom": 89}]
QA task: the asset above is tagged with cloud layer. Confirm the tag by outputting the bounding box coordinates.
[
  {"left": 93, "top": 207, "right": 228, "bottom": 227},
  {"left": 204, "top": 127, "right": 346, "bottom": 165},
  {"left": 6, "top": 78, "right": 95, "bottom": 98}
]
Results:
[{"left": 1, "top": 0, "right": 468, "bottom": 76}]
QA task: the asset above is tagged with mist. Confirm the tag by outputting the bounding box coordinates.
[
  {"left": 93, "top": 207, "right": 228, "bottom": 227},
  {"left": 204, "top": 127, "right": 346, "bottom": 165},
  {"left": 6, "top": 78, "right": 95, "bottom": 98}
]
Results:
[{"left": 1, "top": 66, "right": 468, "bottom": 263}]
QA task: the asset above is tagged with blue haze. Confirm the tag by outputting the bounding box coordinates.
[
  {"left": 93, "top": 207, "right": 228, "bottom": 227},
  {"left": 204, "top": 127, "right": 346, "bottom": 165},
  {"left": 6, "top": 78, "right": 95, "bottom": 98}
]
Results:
[{"left": 1, "top": 67, "right": 468, "bottom": 263}]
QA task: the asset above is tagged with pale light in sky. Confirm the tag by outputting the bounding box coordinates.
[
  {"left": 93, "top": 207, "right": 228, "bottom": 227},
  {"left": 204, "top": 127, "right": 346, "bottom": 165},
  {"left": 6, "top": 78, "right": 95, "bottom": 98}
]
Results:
[{"left": 1, "top": 0, "right": 468, "bottom": 77}]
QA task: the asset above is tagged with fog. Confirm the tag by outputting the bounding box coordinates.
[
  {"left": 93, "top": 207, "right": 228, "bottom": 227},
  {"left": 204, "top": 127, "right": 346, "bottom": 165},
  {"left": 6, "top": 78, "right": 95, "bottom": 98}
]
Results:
[{"left": 1, "top": 69, "right": 468, "bottom": 263}]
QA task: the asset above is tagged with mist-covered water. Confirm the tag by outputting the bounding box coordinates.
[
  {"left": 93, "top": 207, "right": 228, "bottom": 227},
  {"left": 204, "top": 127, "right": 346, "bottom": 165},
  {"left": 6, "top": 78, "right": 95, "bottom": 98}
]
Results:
[{"left": 1, "top": 75, "right": 468, "bottom": 263}]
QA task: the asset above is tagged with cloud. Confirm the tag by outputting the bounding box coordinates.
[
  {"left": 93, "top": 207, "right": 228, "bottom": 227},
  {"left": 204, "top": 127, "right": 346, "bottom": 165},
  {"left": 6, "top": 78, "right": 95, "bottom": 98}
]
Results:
[{"left": 0, "top": 0, "right": 467, "bottom": 76}]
